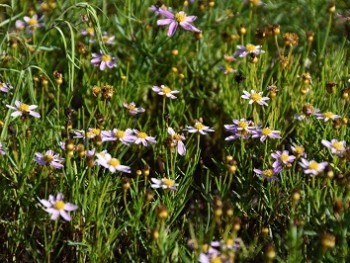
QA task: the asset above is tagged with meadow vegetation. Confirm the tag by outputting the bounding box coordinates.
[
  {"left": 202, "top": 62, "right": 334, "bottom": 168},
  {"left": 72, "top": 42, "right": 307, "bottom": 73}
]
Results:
[{"left": 1, "top": 0, "right": 350, "bottom": 262}]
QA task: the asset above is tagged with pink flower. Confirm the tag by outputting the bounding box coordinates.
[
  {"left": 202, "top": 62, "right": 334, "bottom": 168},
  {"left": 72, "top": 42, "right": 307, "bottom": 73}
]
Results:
[
  {"left": 34, "top": 150, "right": 64, "bottom": 169},
  {"left": 157, "top": 8, "right": 201, "bottom": 37},
  {"left": 123, "top": 101, "right": 145, "bottom": 115},
  {"left": 299, "top": 158, "right": 328, "bottom": 176},
  {"left": 168, "top": 127, "right": 186, "bottom": 156},
  {"left": 90, "top": 51, "right": 117, "bottom": 71},
  {"left": 40, "top": 193, "right": 78, "bottom": 221},
  {"left": 152, "top": 85, "right": 179, "bottom": 99},
  {"left": 6, "top": 100, "right": 40, "bottom": 118}
]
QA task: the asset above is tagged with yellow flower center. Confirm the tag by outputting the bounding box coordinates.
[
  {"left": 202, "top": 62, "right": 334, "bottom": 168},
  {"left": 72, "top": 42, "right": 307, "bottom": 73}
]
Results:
[
  {"left": 261, "top": 128, "right": 272, "bottom": 136},
  {"left": 308, "top": 161, "right": 319, "bottom": 170},
  {"left": 173, "top": 133, "right": 182, "bottom": 141},
  {"left": 263, "top": 169, "right": 273, "bottom": 177},
  {"left": 28, "top": 18, "right": 38, "bottom": 27},
  {"left": 127, "top": 104, "right": 136, "bottom": 110},
  {"left": 115, "top": 130, "right": 125, "bottom": 139},
  {"left": 211, "top": 256, "right": 223, "bottom": 263},
  {"left": 246, "top": 44, "right": 257, "bottom": 52},
  {"left": 162, "top": 178, "right": 175, "bottom": 187},
  {"left": 332, "top": 142, "right": 344, "bottom": 151},
  {"left": 225, "top": 66, "right": 234, "bottom": 73},
  {"left": 101, "top": 54, "right": 111, "bottom": 62},
  {"left": 323, "top": 112, "right": 334, "bottom": 119},
  {"left": 137, "top": 132, "right": 148, "bottom": 139},
  {"left": 44, "top": 154, "right": 54, "bottom": 163},
  {"left": 108, "top": 158, "right": 120, "bottom": 167},
  {"left": 238, "top": 121, "right": 248, "bottom": 129},
  {"left": 175, "top": 12, "right": 186, "bottom": 23},
  {"left": 18, "top": 103, "right": 30, "bottom": 112},
  {"left": 294, "top": 145, "right": 304, "bottom": 155},
  {"left": 194, "top": 122, "right": 204, "bottom": 130},
  {"left": 54, "top": 200, "right": 65, "bottom": 210},
  {"left": 87, "top": 128, "right": 100, "bottom": 138},
  {"left": 161, "top": 86, "right": 172, "bottom": 94},
  {"left": 225, "top": 238, "right": 234, "bottom": 246},
  {"left": 280, "top": 153, "right": 289, "bottom": 162},
  {"left": 86, "top": 27, "right": 94, "bottom": 35},
  {"left": 250, "top": 93, "right": 262, "bottom": 102}
]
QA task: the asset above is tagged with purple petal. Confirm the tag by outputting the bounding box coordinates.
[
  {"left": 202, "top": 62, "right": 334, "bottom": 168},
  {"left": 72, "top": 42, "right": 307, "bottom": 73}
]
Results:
[
  {"left": 157, "top": 18, "right": 173, "bottom": 26},
  {"left": 167, "top": 22, "right": 178, "bottom": 37}
]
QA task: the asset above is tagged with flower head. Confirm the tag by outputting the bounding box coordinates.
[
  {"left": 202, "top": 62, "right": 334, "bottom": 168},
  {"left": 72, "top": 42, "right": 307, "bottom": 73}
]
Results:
[
  {"left": 74, "top": 128, "right": 101, "bottom": 140},
  {"left": 291, "top": 144, "right": 307, "bottom": 158},
  {"left": 16, "top": 14, "right": 45, "bottom": 33},
  {"left": 299, "top": 158, "right": 328, "bottom": 176},
  {"left": 34, "top": 150, "right": 64, "bottom": 169},
  {"left": 150, "top": 177, "right": 178, "bottom": 191},
  {"left": 234, "top": 44, "right": 264, "bottom": 57},
  {"left": 91, "top": 51, "right": 117, "bottom": 71},
  {"left": 316, "top": 111, "right": 340, "bottom": 122},
  {"left": 252, "top": 126, "right": 281, "bottom": 142},
  {"left": 152, "top": 85, "right": 179, "bottom": 99},
  {"left": 321, "top": 139, "right": 346, "bottom": 157},
  {"left": 224, "top": 118, "right": 254, "bottom": 140},
  {"left": 133, "top": 129, "right": 156, "bottom": 147},
  {"left": 123, "top": 101, "right": 145, "bottom": 115},
  {"left": 254, "top": 167, "right": 281, "bottom": 182},
  {"left": 241, "top": 90, "right": 269, "bottom": 106},
  {"left": 157, "top": 8, "right": 201, "bottom": 37},
  {"left": 6, "top": 100, "right": 40, "bottom": 118},
  {"left": 101, "top": 128, "right": 136, "bottom": 145},
  {"left": 0, "top": 82, "right": 13, "bottom": 93},
  {"left": 167, "top": 127, "right": 186, "bottom": 156},
  {"left": 40, "top": 193, "right": 78, "bottom": 221},
  {"left": 185, "top": 120, "right": 214, "bottom": 135},
  {"left": 271, "top": 150, "right": 296, "bottom": 169},
  {"left": 96, "top": 150, "right": 131, "bottom": 173},
  {"left": 81, "top": 26, "right": 94, "bottom": 37}
]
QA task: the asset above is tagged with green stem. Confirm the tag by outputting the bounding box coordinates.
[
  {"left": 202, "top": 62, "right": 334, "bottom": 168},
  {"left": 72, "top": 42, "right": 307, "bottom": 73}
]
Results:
[{"left": 320, "top": 13, "right": 333, "bottom": 59}]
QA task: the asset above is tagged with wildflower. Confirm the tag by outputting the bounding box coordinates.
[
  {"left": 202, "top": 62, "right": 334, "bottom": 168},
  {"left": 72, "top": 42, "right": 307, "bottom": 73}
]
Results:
[
  {"left": 81, "top": 26, "right": 94, "bottom": 37},
  {"left": 6, "top": 100, "right": 40, "bottom": 118},
  {"left": 101, "top": 128, "right": 136, "bottom": 145},
  {"left": 299, "top": 158, "right": 328, "bottom": 176},
  {"left": 34, "top": 150, "right": 64, "bottom": 169},
  {"left": 133, "top": 129, "right": 156, "bottom": 146},
  {"left": 185, "top": 120, "right": 214, "bottom": 135},
  {"left": 291, "top": 144, "right": 307, "bottom": 158},
  {"left": 74, "top": 128, "right": 101, "bottom": 140},
  {"left": 321, "top": 139, "right": 346, "bottom": 157},
  {"left": 123, "top": 101, "right": 145, "bottom": 115},
  {"left": 167, "top": 127, "right": 186, "bottom": 156},
  {"left": 101, "top": 32, "right": 115, "bottom": 45},
  {"left": 243, "top": 0, "right": 263, "bottom": 6},
  {"left": 252, "top": 126, "right": 281, "bottom": 142},
  {"left": 234, "top": 44, "right": 264, "bottom": 57},
  {"left": 253, "top": 167, "right": 281, "bottom": 182},
  {"left": 0, "top": 143, "right": 5, "bottom": 155},
  {"left": 0, "top": 82, "right": 13, "bottom": 93},
  {"left": 40, "top": 193, "right": 78, "bottom": 221},
  {"left": 96, "top": 150, "right": 131, "bottom": 173},
  {"left": 16, "top": 14, "right": 45, "bottom": 33},
  {"left": 316, "top": 111, "right": 340, "bottom": 122},
  {"left": 271, "top": 150, "right": 296, "bottom": 168},
  {"left": 90, "top": 51, "right": 117, "bottom": 71},
  {"left": 224, "top": 118, "right": 254, "bottom": 140},
  {"left": 241, "top": 90, "right": 269, "bottom": 106},
  {"left": 210, "top": 238, "right": 241, "bottom": 252},
  {"left": 150, "top": 178, "right": 178, "bottom": 191},
  {"left": 219, "top": 65, "right": 236, "bottom": 75},
  {"left": 152, "top": 85, "right": 179, "bottom": 99},
  {"left": 156, "top": 8, "right": 201, "bottom": 37}
]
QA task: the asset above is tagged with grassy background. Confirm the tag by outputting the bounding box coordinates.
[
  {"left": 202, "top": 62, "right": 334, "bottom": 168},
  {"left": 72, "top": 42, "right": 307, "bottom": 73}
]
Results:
[{"left": 1, "top": 0, "right": 350, "bottom": 262}]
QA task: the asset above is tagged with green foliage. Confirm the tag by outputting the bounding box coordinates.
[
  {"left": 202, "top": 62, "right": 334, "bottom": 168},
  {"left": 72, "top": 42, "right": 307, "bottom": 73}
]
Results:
[{"left": 1, "top": 0, "right": 350, "bottom": 262}]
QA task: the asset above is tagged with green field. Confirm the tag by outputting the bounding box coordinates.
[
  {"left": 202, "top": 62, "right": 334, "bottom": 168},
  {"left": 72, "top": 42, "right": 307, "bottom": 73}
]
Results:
[{"left": 1, "top": 0, "right": 350, "bottom": 262}]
